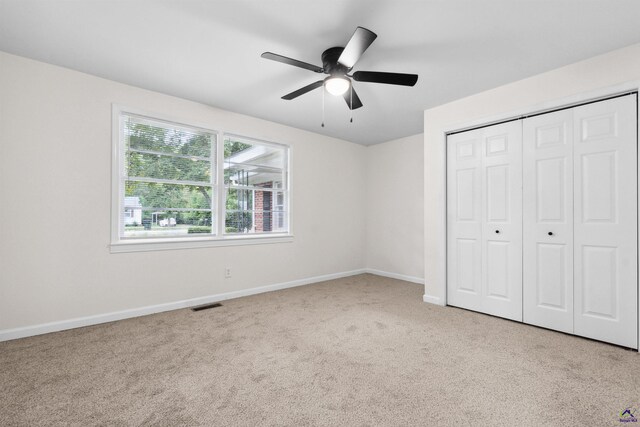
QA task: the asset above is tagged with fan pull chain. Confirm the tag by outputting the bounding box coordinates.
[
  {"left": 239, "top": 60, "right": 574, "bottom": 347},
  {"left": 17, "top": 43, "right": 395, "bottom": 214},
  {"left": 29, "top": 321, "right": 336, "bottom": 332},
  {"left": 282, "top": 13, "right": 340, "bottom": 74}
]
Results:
[
  {"left": 350, "top": 84, "right": 353, "bottom": 123},
  {"left": 321, "top": 87, "right": 325, "bottom": 127}
]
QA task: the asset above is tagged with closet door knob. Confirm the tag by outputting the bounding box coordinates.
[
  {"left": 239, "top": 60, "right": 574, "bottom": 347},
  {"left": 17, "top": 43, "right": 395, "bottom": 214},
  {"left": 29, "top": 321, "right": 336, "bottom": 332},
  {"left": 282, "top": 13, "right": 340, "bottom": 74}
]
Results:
[
  {"left": 495, "top": 230, "right": 500, "bottom": 234},
  {"left": 548, "top": 232, "right": 554, "bottom": 236}
]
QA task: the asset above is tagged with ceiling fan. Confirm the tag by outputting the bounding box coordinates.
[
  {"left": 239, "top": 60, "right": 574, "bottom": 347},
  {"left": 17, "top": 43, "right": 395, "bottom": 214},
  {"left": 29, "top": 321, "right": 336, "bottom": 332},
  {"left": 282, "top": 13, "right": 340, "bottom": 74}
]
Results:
[{"left": 261, "top": 27, "right": 418, "bottom": 112}]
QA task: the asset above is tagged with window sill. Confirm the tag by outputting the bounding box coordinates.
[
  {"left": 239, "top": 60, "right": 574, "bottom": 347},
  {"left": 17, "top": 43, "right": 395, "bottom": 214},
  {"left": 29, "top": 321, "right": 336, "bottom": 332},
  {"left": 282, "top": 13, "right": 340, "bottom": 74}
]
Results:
[{"left": 110, "top": 234, "right": 294, "bottom": 253}]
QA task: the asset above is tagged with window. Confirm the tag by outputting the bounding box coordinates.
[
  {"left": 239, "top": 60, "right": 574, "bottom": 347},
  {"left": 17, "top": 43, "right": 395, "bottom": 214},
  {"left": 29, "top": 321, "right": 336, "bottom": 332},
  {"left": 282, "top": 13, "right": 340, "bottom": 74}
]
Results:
[
  {"left": 112, "top": 107, "right": 291, "bottom": 251},
  {"left": 117, "top": 113, "right": 215, "bottom": 240},
  {"left": 224, "top": 135, "right": 289, "bottom": 234}
]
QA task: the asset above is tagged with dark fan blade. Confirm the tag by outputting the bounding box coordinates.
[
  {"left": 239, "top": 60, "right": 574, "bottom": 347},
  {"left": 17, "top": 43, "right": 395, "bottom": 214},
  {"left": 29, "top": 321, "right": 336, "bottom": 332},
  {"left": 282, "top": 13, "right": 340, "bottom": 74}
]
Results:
[
  {"left": 337, "top": 27, "right": 377, "bottom": 69},
  {"left": 282, "top": 80, "right": 324, "bottom": 100},
  {"left": 261, "top": 52, "right": 323, "bottom": 73},
  {"left": 342, "top": 87, "right": 363, "bottom": 110},
  {"left": 352, "top": 71, "right": 418, "bottom": 86}
]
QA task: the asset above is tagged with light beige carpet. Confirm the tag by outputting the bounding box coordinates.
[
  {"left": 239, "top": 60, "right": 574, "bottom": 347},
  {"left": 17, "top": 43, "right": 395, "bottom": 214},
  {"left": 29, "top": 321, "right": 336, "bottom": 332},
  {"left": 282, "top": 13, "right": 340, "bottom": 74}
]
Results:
[{"left": 1, "top": 274, "right": 638, "bottom": 426}]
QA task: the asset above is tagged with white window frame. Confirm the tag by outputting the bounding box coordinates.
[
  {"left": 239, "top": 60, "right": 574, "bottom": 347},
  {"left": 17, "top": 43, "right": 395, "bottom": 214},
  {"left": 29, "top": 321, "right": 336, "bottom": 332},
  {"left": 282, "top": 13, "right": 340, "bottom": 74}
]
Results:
[
  {"left": 222, "top": 133, "right": 290, "bottom": 236},
  {"left": 110, "top": 105, "right": 293, "bottom": 253}
]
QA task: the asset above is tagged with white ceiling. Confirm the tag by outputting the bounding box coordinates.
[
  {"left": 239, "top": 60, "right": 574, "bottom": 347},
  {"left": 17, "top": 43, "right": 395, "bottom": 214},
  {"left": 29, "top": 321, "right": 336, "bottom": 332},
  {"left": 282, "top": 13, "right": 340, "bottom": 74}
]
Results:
[{"left": 1, "top": 0, "right": 640, "bottom": 145}]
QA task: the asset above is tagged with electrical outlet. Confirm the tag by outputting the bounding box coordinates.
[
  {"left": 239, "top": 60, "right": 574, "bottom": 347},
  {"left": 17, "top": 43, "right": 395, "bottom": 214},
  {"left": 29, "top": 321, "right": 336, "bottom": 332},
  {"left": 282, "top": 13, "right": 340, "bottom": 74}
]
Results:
[{"left": 225, "top": 268, "right": 232, "bottom": 279}]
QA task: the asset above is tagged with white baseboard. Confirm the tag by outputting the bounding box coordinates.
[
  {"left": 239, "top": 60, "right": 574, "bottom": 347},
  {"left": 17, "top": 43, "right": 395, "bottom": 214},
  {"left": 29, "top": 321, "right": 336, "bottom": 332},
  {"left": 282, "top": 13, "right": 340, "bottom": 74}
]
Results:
[
  {"left": 0, "top": 269, "right": 366, "bottom": 342},
  {"left": 423, "top": 294, "right": 444, "bottom": 306},
  {"left": 364, "top": 268, "right": 425, "bottom": 285}
]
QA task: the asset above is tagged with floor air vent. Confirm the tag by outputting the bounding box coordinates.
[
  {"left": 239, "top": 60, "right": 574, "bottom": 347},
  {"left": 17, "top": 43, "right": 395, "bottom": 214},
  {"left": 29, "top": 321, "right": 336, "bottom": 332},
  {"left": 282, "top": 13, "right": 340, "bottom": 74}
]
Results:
[{"left": 191, "top": 303, "right": 223, "bottom": 312}]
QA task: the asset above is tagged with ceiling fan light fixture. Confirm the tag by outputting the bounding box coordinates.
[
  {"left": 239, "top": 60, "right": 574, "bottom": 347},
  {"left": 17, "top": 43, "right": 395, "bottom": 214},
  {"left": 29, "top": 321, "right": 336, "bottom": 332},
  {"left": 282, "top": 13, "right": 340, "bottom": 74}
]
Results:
[
  {"left": 324, "top": 76, "right": 350, "bottom": 96},
  {"left": 262, "top": 26, "right": 417, "bottom": 112}
]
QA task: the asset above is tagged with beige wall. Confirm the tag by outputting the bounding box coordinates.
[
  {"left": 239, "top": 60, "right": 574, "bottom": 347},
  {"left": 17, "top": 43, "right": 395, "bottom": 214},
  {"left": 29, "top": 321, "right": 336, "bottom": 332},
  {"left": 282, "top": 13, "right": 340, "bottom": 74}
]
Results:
[
  {"left": 0, "top": 52, "right": 368, "bottom": 332},
  {"left": 424, "top": 42, "right": 640, "bottom": 303},
  {"left": 365, "top": 134, "right": 424, "bottom": 281}
]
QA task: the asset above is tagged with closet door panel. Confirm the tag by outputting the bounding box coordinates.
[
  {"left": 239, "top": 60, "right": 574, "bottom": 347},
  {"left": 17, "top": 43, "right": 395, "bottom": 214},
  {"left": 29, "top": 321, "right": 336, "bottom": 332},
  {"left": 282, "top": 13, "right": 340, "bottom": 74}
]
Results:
[
  {"left": 481, "top": 122, "right": 522, "bottom": 321},
  {"left": 523, "top": 110, "right": 574, "bottom": 333},
  {"left": 447, "top": 131, "right": 483, "bottom": 311},
  {"left": 573, "top": 95, "right": 638, "bottom": 348},
  {"left": 447, "top": 121, "right": 522, "bottom": 319},
  {"left": 536, "top": 243, "right": 569, "bottom": 308}
]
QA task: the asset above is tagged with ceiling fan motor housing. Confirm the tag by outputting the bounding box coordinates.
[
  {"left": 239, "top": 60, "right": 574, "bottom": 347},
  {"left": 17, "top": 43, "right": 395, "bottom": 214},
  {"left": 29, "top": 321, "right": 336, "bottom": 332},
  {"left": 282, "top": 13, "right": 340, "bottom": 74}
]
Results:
[{"left": 321, "top": 47, "right": 349, "bottom": 75}]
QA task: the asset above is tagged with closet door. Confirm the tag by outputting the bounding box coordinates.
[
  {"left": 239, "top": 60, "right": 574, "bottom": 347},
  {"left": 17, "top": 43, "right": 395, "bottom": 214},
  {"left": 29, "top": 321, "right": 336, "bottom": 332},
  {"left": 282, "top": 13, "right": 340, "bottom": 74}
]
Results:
[
  {"left": 481, "top": 122, "right": 522, "bottom": 320},
  {"left": 447, "top": 121, "right": 522, "bottom": 320},
  {"left": 523, "top": 109, "right": 574, "bottom": 333},
  {"left": 573, "top": 95, "right": 638, "bottom": 348},
  {"left": 447, "top": 129, "right": 483, "bottom": 313}
]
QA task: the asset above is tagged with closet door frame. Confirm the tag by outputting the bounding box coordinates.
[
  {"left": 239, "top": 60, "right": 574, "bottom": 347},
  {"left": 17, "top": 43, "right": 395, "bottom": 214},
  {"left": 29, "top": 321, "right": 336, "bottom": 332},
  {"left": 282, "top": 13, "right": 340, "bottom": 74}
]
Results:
[{"left": 441, "top": 83, "right": 640, "bottom": 349}]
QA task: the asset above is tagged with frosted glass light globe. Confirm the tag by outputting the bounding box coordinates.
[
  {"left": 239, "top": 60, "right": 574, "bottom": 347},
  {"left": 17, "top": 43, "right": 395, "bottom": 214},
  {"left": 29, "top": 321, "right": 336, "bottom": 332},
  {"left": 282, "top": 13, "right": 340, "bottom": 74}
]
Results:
[{"left": 324, "top": 76, "right": 350, "bottom": 96}]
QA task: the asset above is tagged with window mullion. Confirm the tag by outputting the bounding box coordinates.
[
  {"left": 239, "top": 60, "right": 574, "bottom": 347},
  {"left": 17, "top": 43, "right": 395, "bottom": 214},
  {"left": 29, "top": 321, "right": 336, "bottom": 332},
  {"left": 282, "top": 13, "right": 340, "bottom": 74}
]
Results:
[
  {"left": 217, "top": 133, "right": 225, "bottom": 236},
  {"left": 210, "top": 133, "right": 215, "bottom": 236}
]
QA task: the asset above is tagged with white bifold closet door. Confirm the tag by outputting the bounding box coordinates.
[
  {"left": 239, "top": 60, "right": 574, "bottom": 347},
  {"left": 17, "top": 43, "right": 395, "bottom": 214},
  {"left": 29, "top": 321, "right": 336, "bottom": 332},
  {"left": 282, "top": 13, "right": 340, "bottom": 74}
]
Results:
[
  {"left": 573, "top": 96, "right": 637, "bottom": 348},
  {"left": 523, "top": 109, "right": 575, "bottom": 333},
  {"left": 522, "top": 95, "right": 637, "bottom": 348},
  {"left": 449, "top": 94, "right": 637, "bottom": 348},
  {"left": 447, "top": 121, "right": 523, "bottom": 321}
]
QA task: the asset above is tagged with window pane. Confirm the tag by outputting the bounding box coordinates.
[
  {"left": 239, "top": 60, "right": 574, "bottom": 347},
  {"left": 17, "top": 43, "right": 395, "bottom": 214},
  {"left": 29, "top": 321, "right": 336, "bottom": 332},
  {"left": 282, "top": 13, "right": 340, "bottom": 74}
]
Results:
[
  {"left": 119, "top": 113, "right": 218, "bottom": 241},
  {"left": 225, "top": 184, "right": 288, "bottom": 234},
  {"left": 224, "top": 138, "right": 286, "bottom": 188},
  {"left": 225, "top": 188, "right": 254, "bottom": 211},
  {"left": 225, "top": 210, "right": 289, "bottom": 234},
  {"left": 127, "top": 151, "right": 211, "bottom": 183},
  {"left": 225, "top": 164, "right": 284, "bottom": 188},
  {"left": 223, "top": 136, "right": 289, "bottom": 235},
  {"left": 123, "top": 209, "right": 213, "bottom": 238},
  {"left": 272, "top": 190, "right": 288, "bottom": 231},
  {"left": 272, "top": 209, "right": 288, "bottom": 231},
  {"left": 225, "top": 189, "right": 288, "bottom": 233},
  {"left": 125, "top": 181, "right": 212, "bottom": 210},
  {"left": 225, "top": 211, "right": 254, "bottom": 233},
  {"left": 125, "top": 117, "right": 213, "bottom": 158}
]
